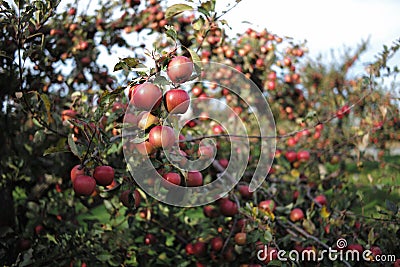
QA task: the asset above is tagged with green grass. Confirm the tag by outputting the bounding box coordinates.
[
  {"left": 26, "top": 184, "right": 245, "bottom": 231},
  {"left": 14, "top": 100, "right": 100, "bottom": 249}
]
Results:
[{"left": 342, "top": 155, "right": 400, "bottom": 216}]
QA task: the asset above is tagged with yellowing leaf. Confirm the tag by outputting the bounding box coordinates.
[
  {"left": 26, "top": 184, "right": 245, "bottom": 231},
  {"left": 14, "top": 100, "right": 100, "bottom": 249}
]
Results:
[
  {"left": 320, "top": 206, "right": 331, "bottom": 219},
  {"left": 290, "top": 169, "right": 300, "bottom": 178}
]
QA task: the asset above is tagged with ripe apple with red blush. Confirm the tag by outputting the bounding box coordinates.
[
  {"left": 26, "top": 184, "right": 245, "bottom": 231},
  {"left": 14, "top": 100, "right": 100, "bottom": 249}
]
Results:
[
  {"left": 164, "top": 89, "right": 190, "bottom": 114},
  {"left": 73, "top": 175, "right": 96, "bottom": 196},
  {"left": 70, "top": 164, "right": 85, "bottom": 183},
  {"left": 131, "top": 83, "right": 162, "bottom": 111},
  {"left": 234, "top": 232, "right": 247, "bottom": 245},
  {"left": 93, "top": 165, "right": 114, "bottom": 186},
  {"left": 218, "top": 158, "right": 229, "bottom": 169},
  {"left": 144, "top": 233, "right": 156, "bottom": 245},
  {"left": 192, "top": 86, "right": 203, "bottom": 97},
  {"left": 203, "top": 205, "right": 219, "bottom": 218},
  {"left": 167, "top": 56, "right": 194, "bottom": 84},
  {"left": 290, "top": 208, "right": 304, "bottom": 222},
  {"left": 258, "top": 199, "right": 276, "bottom": 212},
  {"left": 210, "top": 236, "right": 223, "bottom": 252},
  {"left": 185, "top": 243, "right": 195, "bottom": 255},
  {"left": 193, "top": 241, "right": 207, "bottom": 257},
  {"left": 297, "top": 150, "right": 310, "bottom": 162},
  {"left": 314, "top": 194, "right": 327, "bottom": 205},
  {"left": 238, "top": 184, "right": 253, "bottom": 199},
  {"left": 120, "top": 189, "right": 141, "bottom": 208},
  {"left": 198, "top": 145, "right": 215, "bottom": 160},
  {"left": 347, "top": 244, "right": 363, "bottom": 253},
  {"left": 186, "top": 170, "right": 203, "bottom": 187},
  {"left": 149, "top": 125, "right": 175, "bottom": 149},
  {"left": 219, "top": 198, "right": 238, "bottom": 216},
  {"left": 285, "top": 151, "right": 297, "bottom": 163},
  {"left": 162, "top": 172, "right": 181, "bottom": 188},
  {"left": 135, "top": 141, "right": 155, "bottom": 155}
]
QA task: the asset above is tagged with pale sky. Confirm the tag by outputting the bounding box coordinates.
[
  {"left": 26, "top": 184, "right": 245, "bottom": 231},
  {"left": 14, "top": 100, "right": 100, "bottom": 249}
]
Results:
[{"left": 217, "top": 0, "right": 400, "bottom": 64}]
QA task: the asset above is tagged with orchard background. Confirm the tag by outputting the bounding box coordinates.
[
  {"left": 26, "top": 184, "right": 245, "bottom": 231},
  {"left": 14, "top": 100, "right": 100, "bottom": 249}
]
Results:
[{"left": 0, "top": 0, "right": 399, "bottom": 266}]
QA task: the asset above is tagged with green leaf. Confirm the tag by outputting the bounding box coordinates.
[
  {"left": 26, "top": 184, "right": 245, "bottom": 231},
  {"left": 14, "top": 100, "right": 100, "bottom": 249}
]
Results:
[
  {"left": 97, "top": 254, "right": 113, "bottom": 262},
  {"left": 186, "top": 47, "right": 201, "bottom": 65},
  {"left": 43, "top": 138, "right": 68, "bottom": 156},
  {"left": 165, "top": 4, "right": 193, "bottom": 19},
  {"left": 131, "top": 133, "right": 149, "bottom": 144},
  {"left": 192, "top": 16, "right": 204, "bottom": 31},
  {"left": 68, "top": 134, "right": 81, "bottom": 158},
  {"left": 368, "top": 228, "right": 377, "bottom": 245},
  {"left": 164, "top": 25, "right": 178, "bottom": 41},
  {"left": 123, "top": 57, "right": 139, "bottom": 68},
  {"left": 153, "top": 75, "right": 170, "bottom": 86},
  {"left": 45, "top": 233, "right": 58, "bottom": 244},
  {"left": 40, "top": 93, "right": 53, "bottom": 122},
  {"left": 263, "top": 230, "right": 273, "bottom": 243},
  {"left": 165, "top": 235, "right": 175, "bottom": 246},
  {"left": 200, "top": 1, "right": 215, "bottom": 13},
  {"left": 113, "top": 61, "right": 128, "bottom": 72}
]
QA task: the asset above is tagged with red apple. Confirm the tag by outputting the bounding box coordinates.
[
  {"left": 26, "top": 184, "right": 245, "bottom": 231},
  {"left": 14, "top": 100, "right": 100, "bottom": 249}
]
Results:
[
  {"left": 68, "top": 7, "right": 76, "bottom": 16},
  {"left": 218, "top": 158, "right": 229, "bottom": 169},
  {"left": 186, "top": 170, "right": 203, "bottom": 187},
  {"left": 347, "top": 244, "right": 363, "bottom": 253},
  {"left": 212, "top": 124, "right": 224, "bottom": 135},
  {"left": 131, "top": 83, "right": 162, "bottom": 111},
  {"left": 203, "top": 205, "right": 219, "bottom": 218},
  {"left": 144, "top": 233, "right": 156, "bottom": 245},
  {"left": 192, "top": 86, "right": 203, "bottom": 96},
  {"left": 135, "top": 141, "right": 155, "bottom": 155},
  {"left": 234, "top": 232, "right": 247, "bottom": 245},
  {"left": 238, "top": 185, "right": 253, "bottom": 199},
  {"left": 35, "top": 224, "right": 44, "bottom": 235},
  {"left": 314, "top": 194, "right": 327, "bottom": 205},
  {"left": 267, "top": 80, "right": 276, "bottom": 90},
  {"left": 162, "top": 172, "right": 181, "bottom": 188},
  {"left": 198, "top": 145, "right": 215, "bottom": 160},
  {"left": 285, "top": 151, "right": 297, "bottom": 163},
  {"left": 128, "top": 84, "right": 139, "bottom": 101},
  {"left": 167, "top": 56, "right": 194, "bottom": 84},
  {"left": 70, "top": 164, "right": 85, "bottom": 183},
  {"left": 193, "top": 241, "right": 206, "bottom": 257},
  {"left": 210, "top": 237, "right": 223, "bottom": 252},
  {"left": 370, "top": 246, "right": 382, "bottom": 257},
  {"left": 93, "top": 165, "right": 114, "bottom": 186},
  {"left": 297, "top": 150, "right": 310, "bottom": 162},
  {"left": 185, "top": 243, "right": 195, "bottom": 255},
  {"left": 164, "top": 89, "right": 190, "bottom": 114},
  {"left": 80, "top": 56, "right": 91, "bottom": 66},
  {"left": 219, "top": 198, "right": 238, "bottom": 217},
  {"left": 73, "top": 175, "right": 96, "bottom": 196},
  {"left": 148, "top": 125, "right": 175, "bottom": 149},
  {"left": 258, "top": 199, "right": 276, "bottom": 212},
  {"left": 120, "top": 189, "right": 141, "bottom": 208},
  {"left": 290, "top": 208, "right": 304, "bottom": 222}
]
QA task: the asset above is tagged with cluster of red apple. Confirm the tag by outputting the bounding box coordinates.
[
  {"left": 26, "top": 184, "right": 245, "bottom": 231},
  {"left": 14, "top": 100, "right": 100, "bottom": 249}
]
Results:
[
  {"left": 70, "top": 164, "right": 115, "bottom": 196},
  {"left": 124, "top": 55, "right": 217, "bottom": 189}
]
